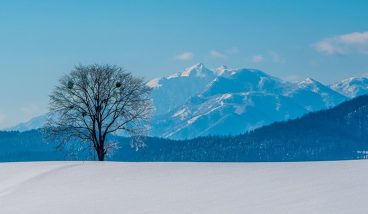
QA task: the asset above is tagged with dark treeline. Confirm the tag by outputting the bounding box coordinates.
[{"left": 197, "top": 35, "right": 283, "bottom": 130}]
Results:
[
  {"left": 1, "top": 95, "right": 368, "bottom": 162},
  {"left": 0, "top": 130, "right": 64, "bottom": 161}
]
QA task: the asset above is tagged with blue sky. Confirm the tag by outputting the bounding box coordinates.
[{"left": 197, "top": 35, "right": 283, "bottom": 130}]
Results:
[{"left": 0, "top": 0, "right": 368, "bottom": 128}]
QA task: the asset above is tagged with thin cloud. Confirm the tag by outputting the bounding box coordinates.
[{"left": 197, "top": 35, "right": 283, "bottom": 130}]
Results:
[
  {"left": 313, "top": 32, "right": 368, "bottom": 55},
  {"left": 209, "top": 50, "right": 227, "bottom": 59},
  {"left": 174, "top": 52, "right": 193, "bottom": 61},
  {"left": 252, "top": 55, "right": 264, "bottom": 63}
]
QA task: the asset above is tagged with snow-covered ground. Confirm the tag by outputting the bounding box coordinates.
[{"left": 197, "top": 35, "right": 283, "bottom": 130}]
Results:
[{"left": 1, "top": 161, "right": 367, "bottom": 214}]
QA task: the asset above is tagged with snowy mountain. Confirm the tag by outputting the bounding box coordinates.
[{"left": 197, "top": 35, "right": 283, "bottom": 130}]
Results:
[
  {"left": 202, "top": 68, "right": 291, "bottom": 96},
  {"left": 148, "top": 63, "right": 217, "bottom": 116},
  {"left": 6, "top": 64, "right": 368, "bottom": 139},
  {"left": 287, "top": 78, "right": 347, "bottom": 112},
  {"left": 152, "top": 92, "right": 308, "bottom": 139},
  {"left": 330, "top": 77, "right": 368, "bottom": 98},
  {"left": 151, "top": 68, "right": 348, "bottom": 139},
  {"left": 5, "top": 114, "right": 47, "bottom": 132}
]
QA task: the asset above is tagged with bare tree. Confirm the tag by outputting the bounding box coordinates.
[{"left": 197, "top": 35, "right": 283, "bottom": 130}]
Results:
[{"left": 44, "top": 64, "right": 152, "bottom": 161}]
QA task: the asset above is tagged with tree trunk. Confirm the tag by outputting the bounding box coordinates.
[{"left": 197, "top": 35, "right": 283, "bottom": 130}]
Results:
[{"left": 97, "top": 146, "right": 105, "bottom": 161}]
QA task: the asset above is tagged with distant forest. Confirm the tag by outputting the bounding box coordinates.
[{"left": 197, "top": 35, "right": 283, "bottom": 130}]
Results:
[{"left": 1, "top": 95, "right": 368, "bottom": 162}]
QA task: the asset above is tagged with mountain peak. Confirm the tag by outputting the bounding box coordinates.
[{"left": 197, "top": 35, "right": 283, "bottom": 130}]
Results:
[
  {"left": 181, "top": 63, "right": 209, "bottom": 77},
  {"left": 303, "top": 77, "right": 318, "bottom": 83},
  {"left": 298, "top": 77, "right": 323, "bottom": 87},
  {"left": 297, "top": 77, "right": 330, "bottom": 93}
]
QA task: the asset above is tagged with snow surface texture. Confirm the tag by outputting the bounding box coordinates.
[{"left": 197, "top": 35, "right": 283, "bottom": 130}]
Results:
[{"left": 1, "top": 161, "right": 367, "bottom": 214}]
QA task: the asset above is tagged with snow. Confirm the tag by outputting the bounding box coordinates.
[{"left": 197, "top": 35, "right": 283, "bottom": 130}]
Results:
[
  {"left": 1, "top": 161, "right": 368, "bottom": 214},
  {"left": 148, "top": 63, "right": 217, "bottom": 116},
  {"left": 187, "top": 115, "right": 201, "bottom": 124},
  {"left": 4, "top": 114, "right": 47, "bottom": 132},
  {"left": 172, "top": 108, "right": 189, "bottom": 119},
  {"left": 181, "top": 63, "right": 207, "bottom": 77},
  {"left": 214, "top": 65, "right": 229, "bottom": 75},
  {"left": 220, "top": 93, "right": 232, "bottom": 100},
  {"left": 298, "top": 77, "right": 321, "bottom": 92},
  {"left": 147, "top": 78, "right": 162, "bottom": 88},
  {"left": 331, "top": 77, "right": 368, "bottom": 98}
]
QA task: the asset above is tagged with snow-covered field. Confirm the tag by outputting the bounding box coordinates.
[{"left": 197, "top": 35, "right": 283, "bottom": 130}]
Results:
[{"left": 1, "top": 161, "right": 367, "bottom": 214}]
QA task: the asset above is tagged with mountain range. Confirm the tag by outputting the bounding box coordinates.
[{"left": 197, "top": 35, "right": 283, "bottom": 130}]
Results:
[
  {"left": 6, "top": 63, "right": 368, "bottom": 139},
  {"left": 123, "top": 95, "right": 368, "bottom": 162},
  {"left": 1, "top": 95, "right": 368, "bottom": 162}
]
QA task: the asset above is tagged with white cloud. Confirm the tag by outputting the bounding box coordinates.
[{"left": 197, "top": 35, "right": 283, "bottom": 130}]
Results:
[
  {"left": 313, "top": 40, "right": 345, "bottom": 55},
  {"left": 340, "top": 32, "right": 368, "bottom": 44},
  {"left": 252, "top": 55, "right": 264, "bottom": 63},
  {"left": 174, "top": 52, "right": 193, "bottom": 61},
  {"left": 313, "top": 32, "right": 368, "bottom": 55},
  {"left": 209, "top": 50, "right": 227, "bottom": 59}
]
